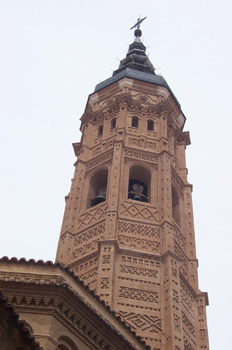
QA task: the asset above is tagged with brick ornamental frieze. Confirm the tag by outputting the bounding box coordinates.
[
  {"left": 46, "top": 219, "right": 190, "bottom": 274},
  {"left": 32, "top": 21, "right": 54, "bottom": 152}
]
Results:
[{"left": 124, "top": 149, "right": 158, "bottom": 163}]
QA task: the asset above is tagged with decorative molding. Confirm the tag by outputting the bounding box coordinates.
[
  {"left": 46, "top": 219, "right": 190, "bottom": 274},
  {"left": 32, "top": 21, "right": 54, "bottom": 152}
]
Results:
[
  {"left": 85, "top": 151, "right": 113, "bottom": 171},
  {"left": 1, "top": 287, "right": 109, "bottom": 350},
  {"left": 77, "top": 204, "right": 107, "bottom": 230},
  {"left": 124, "top": 149, "right": 158, "bottom": 163},
  {"left": 184, "top": 339, "right": 195, "bottom": 350},
  {"left": 73, "top": 257, "right": 98, "bottom": 274},
  {"left": 172, "top": 289, "right": 179, "bottom": 304},
  {"left": 0, "top": 279, "right": 147, "bottom": 350},
  {"left": 117, "top": 302, "right": 160, "bottom": 312},
  {"left": 72, "top": 238, "right": 103, "bottom": 260},
  {"left": 118, "top": 235, "right": 160, "bottom": 253},
  {"left": 79, "top": 267, "right": 98, "bottom": 281},
  {"left": 74, "top": 223, "right": 105, "bottom": 246},
  {"left": 174, "top": 241, "right": 189, "bottom": 280},
  {"left": 119, "top": 287, "right": 158, "bottom": 303},
  {"left": 121, "top": 255, "right": 160, "bottom": 268},
  {"left": 180, "top": 280, "right": 194, "bottom": 318},
  {"left": 118, "top": 221, "right": 160, "bottom": 239},
  {"left": 117, "top": 311, "right": 161, "bottom": 333},
  {"left": 120, "top": 202, "right": 159, "bottom": 223},
  {"left": 120, "top": 265, "right": 158, "bottom": 278},
  {"left": 100, "top": 278, "right": 109, "bottom": 289},
  {"left": 174, "top": 226, "right": 186, "bottom": 252},
  {"left": 171, "top": 167, "right": 185, "bottom": 192},
  {"left": 182, "top": 311, "right": 195, "bottom": 336},
  {"left": 118, "top": 276, "right": 159, "bottom": 286}
]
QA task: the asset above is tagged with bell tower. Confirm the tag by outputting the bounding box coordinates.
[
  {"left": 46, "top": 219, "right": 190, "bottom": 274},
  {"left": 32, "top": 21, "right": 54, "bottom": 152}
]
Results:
[{"left": 56, "top": 24, "right": 209, "bottom": 350}]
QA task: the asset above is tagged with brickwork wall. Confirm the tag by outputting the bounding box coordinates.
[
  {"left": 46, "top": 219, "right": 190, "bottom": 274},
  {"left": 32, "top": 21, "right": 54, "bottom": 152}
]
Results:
[{"left": 56, "top": 78, "right": 209, "bottom": 350}]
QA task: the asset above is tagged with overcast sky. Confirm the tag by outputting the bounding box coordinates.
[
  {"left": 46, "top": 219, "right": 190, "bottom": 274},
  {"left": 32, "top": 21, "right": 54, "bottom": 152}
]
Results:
[{"left": 0, "top": 1, "right": 231, "bottom": 349}]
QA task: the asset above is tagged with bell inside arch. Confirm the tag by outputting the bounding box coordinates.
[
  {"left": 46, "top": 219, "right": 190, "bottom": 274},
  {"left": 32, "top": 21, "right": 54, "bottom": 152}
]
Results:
[
  {"left": 128, "top": 179, "right": 148, "bottom": 202},
  {"left": 91, "top": 184, "right": 106, "bottom": 207}
]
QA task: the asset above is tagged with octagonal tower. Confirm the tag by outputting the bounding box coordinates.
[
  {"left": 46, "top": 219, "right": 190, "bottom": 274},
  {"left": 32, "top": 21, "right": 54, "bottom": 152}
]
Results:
[{"left": 56, "top": 27, "right": 209, "bottom": 350}]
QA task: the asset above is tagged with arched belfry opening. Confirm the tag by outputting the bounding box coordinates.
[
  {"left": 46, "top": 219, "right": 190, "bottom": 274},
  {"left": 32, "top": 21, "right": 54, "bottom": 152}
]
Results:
[
  {"left": 87, "top": 169, "right": 108, "bottom": 208},
  {"left": 110, "top": 117, "right": 117, "bottom": 130},
  {"left": 172, "top": 186, "right": 181, "bottom": 227},
  {"left": 97, "top": 124, "right": 103, "bottom": 137},
  {"left": 147, "top": 119, "right": 154, "bottom": 131},
  {"left": 128, "top": 165, "right": 151, "bottom": 202},
  {"left": 131, "top": 116, "right": 139, "bottom": 128}
]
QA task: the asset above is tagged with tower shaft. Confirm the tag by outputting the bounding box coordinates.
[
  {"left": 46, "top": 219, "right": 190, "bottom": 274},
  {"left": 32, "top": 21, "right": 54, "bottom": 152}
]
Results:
[{"left": 56, "top": 33, "right": 209, "bottom": 350}]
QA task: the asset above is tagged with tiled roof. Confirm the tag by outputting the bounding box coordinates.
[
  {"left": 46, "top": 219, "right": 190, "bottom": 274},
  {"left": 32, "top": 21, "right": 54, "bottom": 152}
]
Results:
[{"left": 0, "top": 256, "right": 150, "bottom": 350}]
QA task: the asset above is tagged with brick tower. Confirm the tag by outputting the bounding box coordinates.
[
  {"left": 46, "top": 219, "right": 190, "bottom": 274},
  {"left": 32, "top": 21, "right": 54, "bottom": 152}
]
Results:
[{"left": 56, "top": 24, "right": 209, "bottom": 350}]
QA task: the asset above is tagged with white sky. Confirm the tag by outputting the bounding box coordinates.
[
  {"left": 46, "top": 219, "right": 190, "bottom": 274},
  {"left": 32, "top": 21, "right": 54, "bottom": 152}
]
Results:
[{"left": 0, "top": 1, "right": 231, "bottom": 349}]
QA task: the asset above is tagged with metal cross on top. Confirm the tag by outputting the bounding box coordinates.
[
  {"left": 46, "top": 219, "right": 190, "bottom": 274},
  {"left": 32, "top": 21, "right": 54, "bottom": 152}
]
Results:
[{"left": 130, "top": 16, "right": 147, "bottom": 30}]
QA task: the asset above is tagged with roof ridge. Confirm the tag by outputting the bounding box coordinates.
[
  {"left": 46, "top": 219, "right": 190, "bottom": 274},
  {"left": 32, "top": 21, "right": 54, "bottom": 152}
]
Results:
[{"left": 0, "top": 256, "right": 150, "bottom": 350}]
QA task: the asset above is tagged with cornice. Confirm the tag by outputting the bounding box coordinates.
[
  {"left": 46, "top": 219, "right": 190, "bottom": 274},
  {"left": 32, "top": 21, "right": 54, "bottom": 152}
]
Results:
[
  {"left": 176, "top": 131, "right": 191, "bottom": 146},
  {"left": 0, "top": 289, "right": 41, "bottom": 350},
  {"left": 180, "top": 272, "right": 209, "bottom": 306},
  {"left": 0, "top": 256, "right": 149, "bottom": 350}
]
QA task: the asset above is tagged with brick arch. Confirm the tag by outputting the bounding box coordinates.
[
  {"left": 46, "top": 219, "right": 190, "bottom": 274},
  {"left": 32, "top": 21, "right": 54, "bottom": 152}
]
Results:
[
  {"left": 110, "top": 116, "right": 118, "bottom": 130},
  {"left": 128, "top": 113, "right": 141, "bottom": 129},
  {"left": 123, "top": 160, "right": 157, "bottom": 204},
  {"left": 86, "top": 166, "right": 110, "bottom": 208},
  {"left": 58, "top": 336, "right": 78, "bottom": 350},
  {"left": 128, "top": 164, "right": 151, "bottom": 203}
]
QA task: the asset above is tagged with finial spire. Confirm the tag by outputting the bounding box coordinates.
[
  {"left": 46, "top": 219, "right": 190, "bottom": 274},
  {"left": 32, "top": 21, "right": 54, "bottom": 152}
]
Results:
[{"left": 130, "top": 16, "right": 147, "bottom": 39}]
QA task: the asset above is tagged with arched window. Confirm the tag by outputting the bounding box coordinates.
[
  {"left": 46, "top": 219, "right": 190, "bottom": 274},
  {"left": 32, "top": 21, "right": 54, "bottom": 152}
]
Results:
[
  {"left": 172, "top": 186, "right": 181, "bottom": 227},
  {"left": 87, "top": 169, "right": 108, "bottom": 208},
  {"left": 147, "top": 119, "right": 154, "bottom": 131},
  {"left": 97, "top": 124, "right": 103, "bottom": 137},
  {"left": 58, "top": 346, "right": 69, "bottom": 350},
  {"left": 110, "top": 117, "right": 116, "bottom": 130},
  {"left": 131, "top": 116, "right": 139, "bottom": 128},
  {"left": 58, "top": 336, "right": 78, "bottom": 350},
  {"left": 128, "top": 165, "right": 151, "bottom": 203}
]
